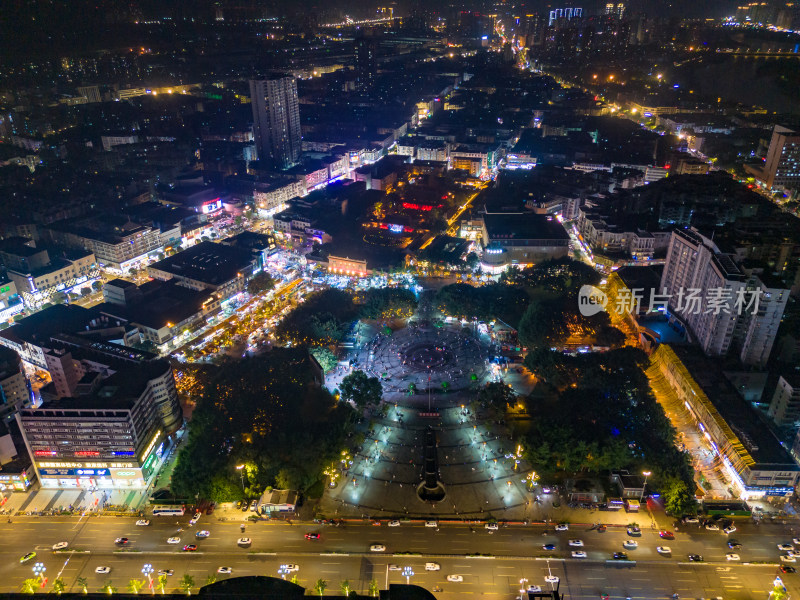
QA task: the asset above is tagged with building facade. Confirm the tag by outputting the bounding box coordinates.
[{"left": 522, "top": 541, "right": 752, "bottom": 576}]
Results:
[{"left": 249, "top": 76, "right": 302, "bottom": 170}]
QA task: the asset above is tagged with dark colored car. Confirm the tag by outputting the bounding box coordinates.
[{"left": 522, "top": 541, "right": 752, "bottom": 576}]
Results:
[
  {"left": 688, "top": 554, "right": 703, "bottom": 562},
  {"left": 728, "top": 540, "right": 742, "bottom": 549},
  {"left": 182, "top": 544, "right": 197, "bottom": 552},
  {"left": 597, "top": 525, "right": 607, "bottom": 532},
  {"left": 543, "top": 543, "right": 556, "bottom": 551},
  {"left": 781, "top": 566, "right": 796, "bottom": 573},
  {"left": 612, "top": 552, "right": 628, "bottom": 560},
  {"left": 114, "top": 537, "right": 129, "bottom": 545},
  {"left": 305, "top": 533, "right": 321, "bottom": 540}
]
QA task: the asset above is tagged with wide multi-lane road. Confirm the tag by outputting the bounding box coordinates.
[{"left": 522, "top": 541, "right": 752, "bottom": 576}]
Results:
[{"left": 0, "top": 515, "right": 797, "bottom": 598}]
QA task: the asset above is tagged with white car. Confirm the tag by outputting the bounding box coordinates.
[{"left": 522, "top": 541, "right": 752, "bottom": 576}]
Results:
[
  {"left": 782, "top": 555, "right": 797, "bottom": 563},
  {"left": 545, "top": 576, "right": 560, "bottom": 584},
  {"left": 388, "top": 520, "right": 401, "bottom": 527},
  {"left": 705, "top": 523, "right": 720, "bottom": 531},
  {"left": 555, "top": 524, "right": 569, "bottom": 531},
  {"left": 684, "top": 517, "right": 700, "bottom": 524},
  {"left": 425, "top": 562, "right": 440, "bottom": 571},
  {"left": 167, "top": 537, "right": 181, "bottom": 544},
  {"left": 779, "top": 544, "right": 795, "bottom": 551},
  {"left": 136, "top": 520, "right": 150, "bottom": 526},
  {"left": 195, "top": 530, "right": 210, "bottom": 538},
  {"left": 726, "top": 553, "right": 740, "bottom": 561},
  {"left": 485, "top": 523, "right": 499, "bottom": 531},
  {"left": 528, "top": 585, "right": 542, "bottom": 593},
  {"left": 283, "top": 564, "right": 299, "bottom": 572},
  {"left": 190, "top": 513, "right": 201, "bottom": 525},
  {"left": 447, "top": 575, "right": 463, "bottom": 583},
  {"left": 237, "top": 538, "right": 251, "bottom": 546},
  {"left": 657, "top": 546, "right": 672, "bottom": 554},
  {"left": 568, "top": 539, "right": 583, "bottom": 547},
  {"left": 723, "top": 525, "right": 736, "bottom": 534},
  {"left": 793, "top": 538, "right": 800, "bottom": 546},
  {"left": 95, "top": 567, "right": 111, "bottom": 575},
  {"left": 571, "top": 551, "right": 587, "bottom": 558},
  {"left": 217, "top": 567, "right": 232, "bottom": 574},
  {"left": 388, "top": 564, "right": 401, "bottom": 571},
  {"left": 623, "top": 540, "right": 638, "bottom": 549},
  {"left": 52, "top": 542, "right": 68, "bottom": 551},
  {"left": 425, "top": 520, "right": 438, "bottom": 528},
  {"left": 370, "top": 544, "right": 386, "bottom": 552}
]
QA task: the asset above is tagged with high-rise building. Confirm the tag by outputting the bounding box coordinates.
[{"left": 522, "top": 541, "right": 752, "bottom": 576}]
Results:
[
  {"left": 249, "top": 75, "right": 302, "bottom": 170},
  {"left": 660, "top": 228, "right": 789, "bottom": 367},
  {"left": 768, "top": 374, "right": 800, "bottom": 428},
  {"left": 0, "top": 346, "right": 30, "bottom": 425},
  {"left": 354, "top": 31, "right": 377, "bottom": 93},
  {"left": 605, "top": 2, "right": 625, "bottom": 18},
  {"left": 548, "top": 6, "right": 582, "bottom": 26},
  {"left": 747, "top": 125, "right": 800, "bottom": 192}
]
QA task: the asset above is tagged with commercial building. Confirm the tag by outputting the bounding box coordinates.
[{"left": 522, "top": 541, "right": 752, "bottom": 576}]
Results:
[
  {"left": 660, "top": 228, "right": 789, "bottom": 367},
  {"left": 0, "top": 279, "right": 23, "bottom": 323},
  {"left": 17, "top": 359, "right": 181, "bottom": 490},
  {"left": 745, "top": 125, "right": 800, "bottom": 192},
  {"left": 46, "top": 216, "right": 164, "bottom": 272},
  {"left": 249, "top": 75, "right": 302, "bottom": 170},
  {"left": 147, "top": 241, "right": 261, "bottom": 299},
  {"left": 767, "top": 374, "right": 800, "bottom": 428},
  {"left": 648, "top": 345, "right": 800, "bottom": 500},
  {"left": 480, "top": 212, "right": 570, "bottom": 272},
  {"left": 328, "top": 256, "right": 369, "bottom": 277}
]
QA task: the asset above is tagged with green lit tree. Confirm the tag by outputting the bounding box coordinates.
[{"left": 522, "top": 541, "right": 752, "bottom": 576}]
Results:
[
  {"left": 205, "top": 575, "right": 217, "bottom": 586},
  {"left": 20, "top": 579, "right": 39, "bottom": 594},
  {"left": 127, "top": 579, "right": 145, "bottom": 594},
  {"left": 314, "top": 579, "right": 327, "bottom": 596},
  {"left": 179, "top": 574, "right": 194, "bottom": 595},
  {"left": 53, "top": 578, "right": 66, "bottom": 595},
  {"left": 100, "top": 580, "right": 117, "bottom": 594},
  {"left": 156, "top": 575, "right": 168, "bottom": 595},
  {"left": 339, "top": 370, "right": 382, "bottom": 409},
  {"left": 368, "top": 579, "right": 380, "bottom": 597},
  {"left": 76, "top": 577, "right": 88, "bottom": 594},
  {"left": 340, "top": 579, "right": 352, "bottom": 597}
]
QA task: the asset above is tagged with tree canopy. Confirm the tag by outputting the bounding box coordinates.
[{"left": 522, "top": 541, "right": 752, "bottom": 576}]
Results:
[
  {"left": 247, "top": 271, "right": 276, "bottom": 295},
  {"left": 500, "top": 257, "right": 601, "bottom": 292},
  {"left": 276, "top": 289, "right": 357, "bottom": 346},
  {"left": 435, "top": 283, "right": 529, "bottom": 327},
  {"left": 339, "top": 370, "right": 383, "bottom": 409},
  {"left": 358, "top": 288, "right": 418, "bottom": 320},
  {"left": 171, "top": 348, "right": 356, "bottom": 502}
]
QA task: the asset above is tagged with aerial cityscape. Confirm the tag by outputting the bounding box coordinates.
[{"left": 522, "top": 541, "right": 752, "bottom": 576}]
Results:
[{"left": 0, "top": 0, "right": 800, "bottom": 598}]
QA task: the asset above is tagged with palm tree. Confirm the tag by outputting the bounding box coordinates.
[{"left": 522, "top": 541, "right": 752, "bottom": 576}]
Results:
[
  {"left": 313, "top": 579, "right": 327, "bottom": 596},
  {"left": 76, "top": 577, "right": 88, "bottom": 595},
  {"left": 205, "top": 575, "right": 217, "bottom": 586},
  {"left": 368, "top": 579, "right": 379, "bottom": 597},
  {"left": 127, "top": 579, "right": 145, "bottom": 594},
  {"left": 179, "top": 574, "right": 194, "bottom": 596},
  {"left": 289, "top": 575, "right": 299, "bottom": 585},
  {"left": 20, "top": 578, "right": 39, "bottom": 594},
  {"left": 100, "top": 580, "right": 116, "bottom": 594},
  {"left": 156, "top": 575, "right": 168, "bottom": 595},
  {"left": 340, "top": 579, "right": 352, "bottom": 597},
  {"left": 53, "top": 578, "right": 66, "bottom": 595}
]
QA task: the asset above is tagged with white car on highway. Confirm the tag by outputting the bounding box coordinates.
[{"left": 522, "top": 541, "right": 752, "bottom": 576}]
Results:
[
  {"left": 217, "top": 567, "right": 232, "bottom": 574},
  {"left": 555, "top": 524, "right": 569, "bottom": 531},
  {"left": 425, "top": 521, "right": 438, "bottom": 528},
  {"left": 237, "top": 538, "right": 251, "bottom": 546},
  {"left": 52, "top": 542, "right": 68, "bottom": 551},
  {"left": 705, "top": 523, "right": 720, "bottom": 531},
  {"left": 779, "top": 544, "right": 795, "bottom": 551},
  {"left": 425, "top": 562, "right": 440, "bottom": 571},
  {"left": 447, "top": 575, "right": 463, "bottom": 583},
  {"left": 370, "top": 545, "right": 386, "bottom": 552},
  {"left": 723, "top": 525, "right": 737, "bottom": 535},
  {"left": 282, "top": 564, "right": 299, "bottom": 572},
  {"left": 781, "top": 555, "right": 797, "bottom": 563},
  {"left": 388, "top": 520, "right": 401, "bottom": 527},
  {"left": 793, "top": 538, "right": 800, "bottom": 546},
  {"left": 657, "top": 546, "right": 672, "bottom": 554},
  {"left": 568, "top": 539, "right": 583, "bottom": 547},
  {"left": 623, "top": 540, "right": 638, "bottom": 549},
  {"left": 545, "top": 576, "right": 560, "bottom": 584},
  {"left": 195, "top": 530, "right": 210, "bottom": 538},
  {"left": 136, "top": 520, "right": 150, "bottom": 526},
  {"left": 485, "top": 523, "right": 499, "bottom": 531},
  {"left": 571, "top": 551, "right": 587, "bottom": 558},
  {"left": 167, "top": 537, "right": 181, "bottom": 544},
  {"left": 95, "top": 566, "right": 111, "bottom": 574},
  {"left": 388, "top": 565, "right": 401, "bottom": 571},
  {"left": 726, "top": 553, "right": 740, "bottom": 561}
]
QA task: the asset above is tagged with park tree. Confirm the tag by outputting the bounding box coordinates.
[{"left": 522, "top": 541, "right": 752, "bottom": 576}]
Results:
[
  {"left": 478, "top": 382, "right": 516, "bottom": 410},
  {"left": 339, "top": 370, "right": 383, "bottom": 409},
  {"left": 180, "top": 574, "right": 194, "bottom": 595},
  {"left": 247, "top": 271, "right": 276, "bottom": 295},
  {"left": 662, "top": 477, "right": 697, "bottom": 516},
  {"left": 314, "top": 579, "right": 327, "bottom": 596},
  {"left": 310, "top": 347, "right": 338, "bottom": 373},
  {"left": 359, "top": 288, "right": 418, "bottom": 319},
  {"left": 91, "top": 280, "right": 103, "bottom": 291}
]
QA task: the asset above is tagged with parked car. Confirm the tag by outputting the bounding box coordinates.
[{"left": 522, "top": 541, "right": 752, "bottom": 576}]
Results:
[
  {"left": 779, "top": 544, "right": 795, "bottom": 551},
  {"left": 705, "top": 523, "right": 720, "bottom": 531}
]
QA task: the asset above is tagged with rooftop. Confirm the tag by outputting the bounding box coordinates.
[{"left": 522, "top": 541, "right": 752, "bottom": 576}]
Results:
[
  {"left": 483, "top": 213, "right": 570, "bottom": 242},
  {"left": 148, "top": 241, "right": 257, "bottom": 287}
]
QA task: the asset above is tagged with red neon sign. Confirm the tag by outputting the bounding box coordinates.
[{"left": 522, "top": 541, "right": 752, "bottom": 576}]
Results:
[
  {"left": 34, "top": 450, "right": 57, "bottom": 456},
  {"left": 402, "top": 202, "right": 433, "bottom": 211},
  {"left": 75, "top": 451, "right": 100, "bottom": 456}
]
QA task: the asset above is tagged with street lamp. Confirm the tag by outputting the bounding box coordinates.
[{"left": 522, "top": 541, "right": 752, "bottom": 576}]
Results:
[
  {"left": 33, "top": 562, "right": 46, "bottom": 587},
  {"left": 235, "top": 465, "right": 246, "bottom": 493},
  {"left": 142, "top": 564, "right": 154, "bottom": 593},
  {"left": 278, "top": 565, "right": 290, "bottom": 580},
  {"left": 401, "top": 567, "right": 414, "bottom": 585},
  {"left": 519, "top": 578, "right": 528, "bottom": 595},
  {"left": 640, "top": 471, "right": 652, "bottom": 501}
]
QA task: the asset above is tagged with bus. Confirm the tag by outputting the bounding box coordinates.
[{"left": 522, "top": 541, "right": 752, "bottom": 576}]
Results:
[{"left": 152, "top": 505, "right": 185, "bottom": 516}]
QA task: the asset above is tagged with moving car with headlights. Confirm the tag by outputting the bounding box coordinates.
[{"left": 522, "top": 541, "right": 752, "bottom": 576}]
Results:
[
  {"left": 167, "top": 537, "right": 181, "bottom": 544},
  {"left": 217, "top": 567, "right": 232, "bottom": 574},
  {"left": 136, "top": 520, "right": 150, "bottom": 526},
  {"left": 447, "top": 575, "right": 463, "bottom": 583},
  {"left": 370, "top": 544, "right": 386, "bottom": 552},
  {"left": 237, "top": 538, "right": 251, "bottom": 546},
  {"left": 52, "top": 542, "right": 68, "bottom": 550},
  {"left": 95, "top": 567, "right": 111, "bottom": 574},
  {"left": 572, "top": 551, "right": 587, "bottom": 558}
]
